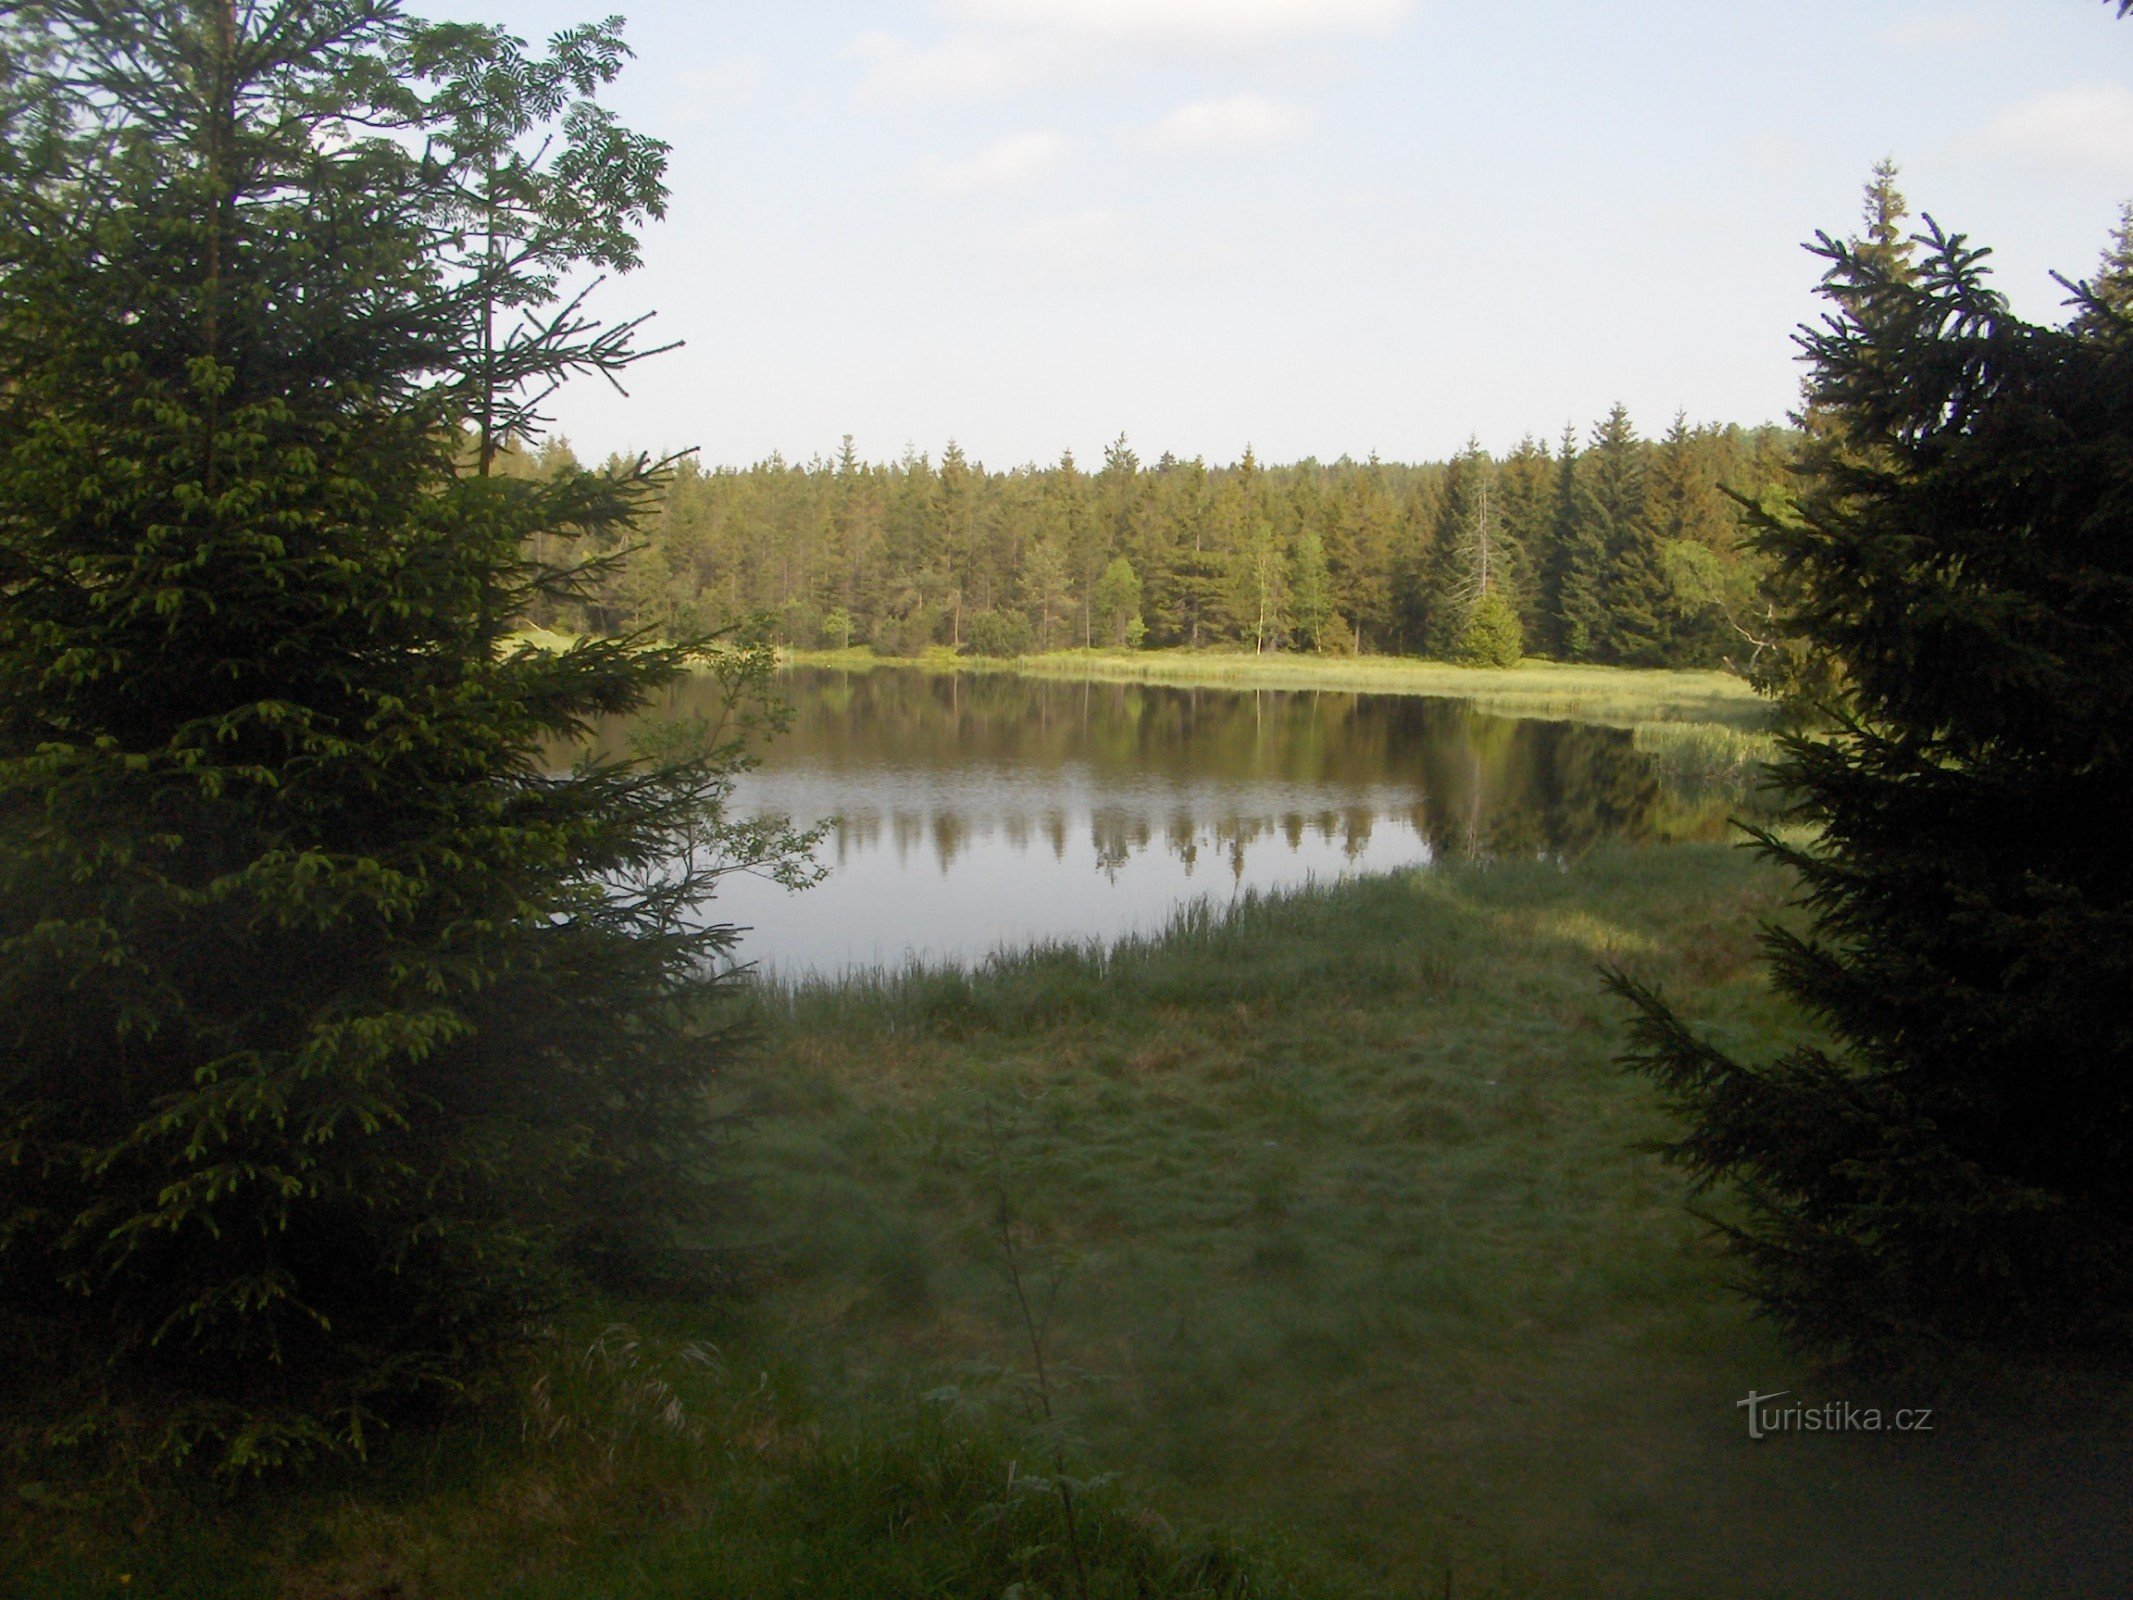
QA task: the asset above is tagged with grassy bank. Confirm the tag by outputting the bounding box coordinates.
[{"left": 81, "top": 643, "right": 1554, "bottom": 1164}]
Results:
[
  {"left": 4, "top": 1319, "right": 1325, "bottom": 1600},
  {"left": 728, "top": 843, "right": 2132, "bottom": 1599},
  {"left": 781, "top": 646, "right": 1775, "bottom": 733},
  {"left": 15, "top": 846, "right": 2128, "bottom": 1598}
]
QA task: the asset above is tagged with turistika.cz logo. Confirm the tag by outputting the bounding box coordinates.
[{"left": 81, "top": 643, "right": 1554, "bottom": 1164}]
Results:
[{"left": 1736, "top": 1390, "right": 1935, "bottom": 1440}]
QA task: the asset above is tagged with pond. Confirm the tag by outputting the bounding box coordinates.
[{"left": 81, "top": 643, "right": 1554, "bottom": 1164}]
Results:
[{"left": 671, "top": 667, "right": 1739, "bottom": 976}]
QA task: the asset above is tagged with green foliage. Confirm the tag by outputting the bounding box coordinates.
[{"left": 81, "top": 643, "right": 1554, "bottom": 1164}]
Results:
[
  {"left": 737, "top": 848, "right": 2025, "bottom": 1600},
  {"left": 0, "top": 1, "right": 799, "bottom": 1475},
  {"left": 575, "top": 425, "right": 1793, "bottom": 670},
  {"left": 1452, "top": 591, "right": 1523, "bottom": 668},
  {"left": 1571, "top": 406, "right": 1671, "bottom": 665},
  {"left": 5, "top": 1304, "right": 1338, "bottom": 1598},
  {"left": 1092, "top": 554, "right": 1146, "bottom": 648},
  {"left": 963, "top": 607, "right": 1035, "bottom": 658},
  {"left": 784, "top": 647, "right": 1774, "bottom": 732},
  {"left": 1417, "top": 443, "right": 1486, "bottom": 658},
  {"left": 1285, "top": 526, "right": 1334, "bottom": 652},
  {"left": 1613, "top": 203, "right": 2133, "bottom": 1363},
  {"left": 1739, "top": 166, "right": 1921, "bottom": 728}
]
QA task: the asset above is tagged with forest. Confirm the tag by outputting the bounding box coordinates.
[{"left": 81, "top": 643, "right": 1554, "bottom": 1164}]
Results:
[
  {"left": 523, "top": 410, "right": 1796, "bottom": 673},
  {"left": 8, "top": 0, "right": 2133, "bottom": 1595}
]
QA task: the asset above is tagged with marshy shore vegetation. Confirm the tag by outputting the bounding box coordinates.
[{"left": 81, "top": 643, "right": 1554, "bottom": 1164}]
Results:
[{"left": 14, "top": 845, "right": 2130, "bottom": 1597}]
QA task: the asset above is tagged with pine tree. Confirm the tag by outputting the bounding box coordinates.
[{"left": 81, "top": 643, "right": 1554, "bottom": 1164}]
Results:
[
  {"left": 1646, "top": 412, "right": 1739, "bottom": 666},
  {"left": 1425, "top": 444, "right": 1521, "bottom": 665},
  {"left": 1420, "top": 442, "right": 1487, "bottom": 658},
  {"left": 1330, "top": 457, "right": 1398, "bottom": 652},
  {"left": 1580, "top": 404, "right": 1669, "bottom": 665},
  {"left": 1749, "top": 163, "right": 1921, "bottom": 722},
  {"left": 1143, "top": 457, "right": 1212, "bottom": 646},
  {"left": 1610, "top": 209, "right": 2133, "bottom": 1364},
  {"left": 2078, "top": 198, "right": 2133, "bottom": 329},
  {"left": 936, "top": 439, "right": 975, "bottom": 646},
  {"left": 1054, "top": 449, "right": 1102, "bottom": 648},
  {"left": 1020, "top": 533, "right": 1073, "bottom": 650},
  {"left": 1495, "top": 435, "right": 1553, "bottom": 649},
  {"left": 1537, "top": 422, "right": 1592, "bottom": 658},
  {"left": 1289, "top": 527, "right": 1335, "bottom": 652},
  {"left": 1551, "top": 425, "right": 1610, "bottom": 661},
  {"left": 1452, "top": 592, "right": 1522, "bottom": 668},
  {"left": 0, "top": 0, "right": 807, "bottom": 1471}
]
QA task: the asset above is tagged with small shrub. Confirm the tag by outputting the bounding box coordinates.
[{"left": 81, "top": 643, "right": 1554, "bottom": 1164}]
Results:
[
  {"left": 1452, "top": 593, "right": 1524, "bottom": 668},
  {"left": 965, "top": 608, "right": 1036, "bottom": 658}
]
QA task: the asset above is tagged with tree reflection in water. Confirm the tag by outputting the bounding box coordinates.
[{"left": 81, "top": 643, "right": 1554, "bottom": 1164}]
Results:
[{"left": 575, "top": 668, "right": 1739, "bottom": 972}]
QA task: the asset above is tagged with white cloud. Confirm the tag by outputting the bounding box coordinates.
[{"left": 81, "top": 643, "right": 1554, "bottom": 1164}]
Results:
[
  {"left": 849, "top": 29, "right": 1075, "bottom": 108},
  {"left": 917, "top": 131, "right": 1070, "bottom": 196},
  {"left": 1147, "top": 94, "right": 1307, "bottom": 153},
  {"left": 946, "top": 0, "right": 1411, "bottom": 47},
  {"left": 994, "top": 207, "right": 1139, "bottom": 277},
  {"left": 1972, "top": 83, "right": 2133, "bottom": 175}
]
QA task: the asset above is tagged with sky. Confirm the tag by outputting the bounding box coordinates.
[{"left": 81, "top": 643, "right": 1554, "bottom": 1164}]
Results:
[{"left": 418, "top": 0, "right": 2133, "bottom": 470}]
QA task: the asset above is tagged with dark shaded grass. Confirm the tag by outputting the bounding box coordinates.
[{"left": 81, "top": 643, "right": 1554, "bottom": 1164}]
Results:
[
  {"left": 13, "top": 844, "right": 2133, "bottom": 1598},
  {"left": 2, "top": 1314, "right": 1330, "bottom": 1600}
]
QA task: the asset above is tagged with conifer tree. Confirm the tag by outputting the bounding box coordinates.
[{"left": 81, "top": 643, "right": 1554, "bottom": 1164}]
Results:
[
  {"left": 1288, "top": 527, "right": 1334, "bottom": 652},
  {"left": 1647, "top": 412, "right": 1739, "bottom": 665},
  {"left": 1553, "top": 430, "right": 1614, "bottom": 661},
  {"left": 1421, "top": 442, "right": 1486, "bottom": 658},
  {"left": 1581, "top": 404, "right": 1669, "bottom": 664},
  {"left": 1539, "top": 423, "right": 1584, "bottom": 657},
  {"left": 2078, "top": 198, "right": 2133, "bottom": 328},
  {"left": 1020, "top": 533, "right": 1073, "bottom": 649},
  {"left": 1495, "top": 435, "right": 1554, "bottom": 648},
  {"left": 0, "top": 0, "right": 806, "bottom": 1470},
  {"left": 937, "top": 440, "right": 976, "bottom": 645},
  {"left": 1611, "top": 207, "right": 2133, "bottom": 1363},
  {"left": 1330, "top": 457, "right": 1398, "bottom": 652},
  {"left": 1146, "top": 457, "right": 1217, "bottom": 646},
  {"left": 1428, "top": 446, "right": 1521, "bottom": 666},
  {"left": 1750, "top": 163, "right": 1920, "bottom": 722}
]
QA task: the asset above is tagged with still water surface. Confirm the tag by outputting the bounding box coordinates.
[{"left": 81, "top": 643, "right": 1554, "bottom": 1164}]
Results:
[{"left": 691, "top": 668, "right": 1726, "bottom": 975}]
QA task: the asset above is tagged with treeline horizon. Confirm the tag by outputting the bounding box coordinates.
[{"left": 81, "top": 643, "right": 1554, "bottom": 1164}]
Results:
[{"left": 518, "top": 406, "right": 1800, "bottom": 673}]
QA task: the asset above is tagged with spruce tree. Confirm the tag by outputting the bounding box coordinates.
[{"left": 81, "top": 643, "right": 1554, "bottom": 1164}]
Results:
[
  {"left": 1288, "top": 527, "right": 1334, "bottom": 652},
  {"left": 1539, "top": 422, "right": 1584, "bottom": 657},
  {"left": 1431, "top": 446, "right": 1522, "bottom": 666},
  {"left": 1420, "top": 442, "right": 1489, "bottom": 658},
  {"left": 1553, "top": 423, "right": 1615, "bottom": 661},
  {"left": 1610, "top": 210, "right": 2133, "bottom": 1363},
  {"left": 1749, "top": 163, "right": 1920, "bottom": 721},
  {"left": 1647, "top": 412, "right": 1739, "bottom": 666},
  {"left": 2078, "top": 199, "right": 2133, "bottom": 328},
  {"left": 1149, "top": 457, "right": 1219, "bottom": 647},
  {"left": 0, "top": 1, "right": 802, "bottom": 1470},
  {"left": 1582, "top": 404, "right": 1670, "bottom": 665},
  {"left": 1495, "top": 435, "right": 1554, "bottom": 649}
]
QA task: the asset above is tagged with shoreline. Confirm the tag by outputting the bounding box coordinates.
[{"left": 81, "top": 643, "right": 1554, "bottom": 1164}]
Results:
[{"left": 778, "top": 645, "right": 1775, "bottom": 732}]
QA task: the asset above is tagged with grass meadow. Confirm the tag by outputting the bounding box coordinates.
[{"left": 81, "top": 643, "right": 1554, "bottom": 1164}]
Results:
[
  {"left": 778, "top": 646, "right": 1776, "bottom": 733},
  {"left": 18, "top": 842, "right": 2130, "bottom": 1597}
]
